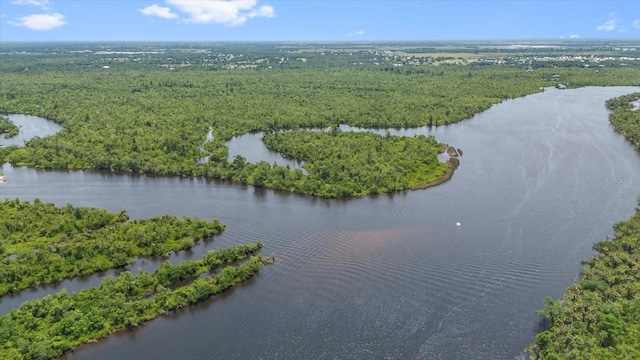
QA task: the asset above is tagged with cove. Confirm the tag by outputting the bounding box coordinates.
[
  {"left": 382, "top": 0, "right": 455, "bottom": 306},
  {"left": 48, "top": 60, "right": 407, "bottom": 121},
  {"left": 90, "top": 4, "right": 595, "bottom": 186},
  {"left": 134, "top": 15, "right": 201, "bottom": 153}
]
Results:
[
  {"left": 226, "top": 128, "right": 453, "bottom": 178},
  {"left": 1, "top": 87, "right": 639, "bottom": 359},
  {"left": 0, "top": 114, "right": 62, "bottom": 147}
]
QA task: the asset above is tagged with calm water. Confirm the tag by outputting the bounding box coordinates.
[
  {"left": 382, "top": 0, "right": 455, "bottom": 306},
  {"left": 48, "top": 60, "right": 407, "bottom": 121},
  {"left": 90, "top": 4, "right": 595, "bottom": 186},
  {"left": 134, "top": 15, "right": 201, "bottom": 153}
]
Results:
[
  {"left": 0, "top": 113, "right": 62, "bottom": 147},
  {"left": 227, "top": 131, "right": 307, "bottom": 171},
  {"left": 1, "top": 87, "right": 639, "bottom": 359}
]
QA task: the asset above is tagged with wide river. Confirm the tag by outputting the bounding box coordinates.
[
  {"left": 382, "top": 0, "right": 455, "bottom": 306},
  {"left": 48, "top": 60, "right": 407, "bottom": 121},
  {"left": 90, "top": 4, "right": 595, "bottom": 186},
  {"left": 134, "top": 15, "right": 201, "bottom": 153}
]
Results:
[{"left": 1, "top": 86, "right": 640, "bottom": 359}]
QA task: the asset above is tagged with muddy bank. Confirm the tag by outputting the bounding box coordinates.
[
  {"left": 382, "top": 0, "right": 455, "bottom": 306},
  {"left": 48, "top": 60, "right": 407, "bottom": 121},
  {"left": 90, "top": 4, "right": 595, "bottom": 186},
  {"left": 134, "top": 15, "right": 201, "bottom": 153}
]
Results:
[{"left": 411, "top": 156, "right": 459, "bottom": 190}]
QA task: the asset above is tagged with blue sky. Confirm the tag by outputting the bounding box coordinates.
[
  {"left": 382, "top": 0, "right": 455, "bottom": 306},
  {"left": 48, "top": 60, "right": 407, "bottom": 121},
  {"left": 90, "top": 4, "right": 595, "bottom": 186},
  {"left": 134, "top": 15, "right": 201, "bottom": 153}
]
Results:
[{"left": 1, "top": 0, "right": 639, "bottom": 42}]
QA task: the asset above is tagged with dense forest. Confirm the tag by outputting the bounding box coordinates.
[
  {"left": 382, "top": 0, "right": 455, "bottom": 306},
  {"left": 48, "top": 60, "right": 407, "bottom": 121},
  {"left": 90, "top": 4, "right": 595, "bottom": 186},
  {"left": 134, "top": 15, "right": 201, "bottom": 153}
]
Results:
[
  {"left": 528, "top": 94, "right": 640, "bottom": 359},
  {"left": 0, "top": 245, "right": 264, "bottom": 359},
  {"left": 605, "top": 93, "right": 640, "bottom": 150},
  {"left": 1, "top": 43, "right": 640, "bottom": 196},
  {"left": 0, "top": 199, "right": 266, "bottom": 359},
  {"left": 0, "top": 198, "right": 225, "bottom": 296},
  {"left": 0, "top": 115, "right": 19, "bottom": 139},
  {"left": 1, "top": 43, "right": 640, "bottom": 358},
  {"left": 262, "top": 129, "right": 451, "bottom": 196}
]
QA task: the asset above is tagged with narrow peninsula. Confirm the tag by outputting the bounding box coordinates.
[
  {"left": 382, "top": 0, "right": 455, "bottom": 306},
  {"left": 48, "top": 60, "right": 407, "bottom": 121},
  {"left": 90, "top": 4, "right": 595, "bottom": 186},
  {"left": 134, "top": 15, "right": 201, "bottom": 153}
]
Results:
[{"left": 0, "top": 199, "right": 267, "bottom": 359}]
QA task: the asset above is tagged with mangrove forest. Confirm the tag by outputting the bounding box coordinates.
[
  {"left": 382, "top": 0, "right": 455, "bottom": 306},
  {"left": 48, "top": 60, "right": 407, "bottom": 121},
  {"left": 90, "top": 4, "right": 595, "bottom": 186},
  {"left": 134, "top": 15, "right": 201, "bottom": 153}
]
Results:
[
  {"left": 528, "top": 94, "right": 640, "bottom": 359},
  {"left": 2, "top": 42, "right": 640, "bottom": 197},
  {"left": 0, "top": 199, "right": 266, "bottom": 359}
]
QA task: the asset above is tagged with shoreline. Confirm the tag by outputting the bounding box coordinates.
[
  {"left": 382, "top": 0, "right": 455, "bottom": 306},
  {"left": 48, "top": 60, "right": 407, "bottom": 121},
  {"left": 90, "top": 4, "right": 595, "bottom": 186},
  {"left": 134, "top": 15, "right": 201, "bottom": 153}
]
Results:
[{"left": 411, "top": 156, "right": 459, "bottom": 191}]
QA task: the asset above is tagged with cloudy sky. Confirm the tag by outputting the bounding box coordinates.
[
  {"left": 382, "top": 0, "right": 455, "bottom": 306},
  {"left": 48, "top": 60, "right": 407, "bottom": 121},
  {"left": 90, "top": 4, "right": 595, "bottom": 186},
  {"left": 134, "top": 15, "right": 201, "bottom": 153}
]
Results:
[{"left": 1, "top": 0, "right": 639, "bottom": 42}]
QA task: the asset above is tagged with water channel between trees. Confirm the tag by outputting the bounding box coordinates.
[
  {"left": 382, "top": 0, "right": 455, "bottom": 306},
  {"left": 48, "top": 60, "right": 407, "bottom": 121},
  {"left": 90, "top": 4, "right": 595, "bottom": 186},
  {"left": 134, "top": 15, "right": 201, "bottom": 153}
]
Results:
[{"left": 1, "top": 86, "right": 640, "bottom": 359}]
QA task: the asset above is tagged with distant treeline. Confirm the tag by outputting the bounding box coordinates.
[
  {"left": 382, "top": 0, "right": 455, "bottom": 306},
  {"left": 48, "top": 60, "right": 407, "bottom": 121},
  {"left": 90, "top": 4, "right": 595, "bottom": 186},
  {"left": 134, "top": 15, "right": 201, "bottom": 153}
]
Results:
[{"left": 1, "top": 46, "right": 639, "bottom": 196}]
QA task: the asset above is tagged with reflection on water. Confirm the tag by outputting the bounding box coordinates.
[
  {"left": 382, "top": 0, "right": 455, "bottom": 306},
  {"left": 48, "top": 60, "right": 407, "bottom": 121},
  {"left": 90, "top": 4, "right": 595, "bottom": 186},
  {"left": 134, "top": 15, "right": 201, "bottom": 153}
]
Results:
[
  {"left": 225, "top": 126, "right": 452, "bottom": 175},
  {"left": 1, "top": 87, "right": 640, "bottom": 360},
  {"left": 226, "top": 131, "right": 307, "bottom": 172}
]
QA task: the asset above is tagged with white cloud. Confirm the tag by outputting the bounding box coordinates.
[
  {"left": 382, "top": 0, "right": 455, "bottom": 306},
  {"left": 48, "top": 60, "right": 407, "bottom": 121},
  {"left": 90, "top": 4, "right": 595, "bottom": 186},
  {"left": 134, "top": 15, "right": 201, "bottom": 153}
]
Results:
[
  {"left": 166, "top": 0, "right": 274, "bottom": 26},
  {"left": 634, "top": 19, "right": 640, "bottom": 29},
  {"left": 11, "top": 0, "right": 49, "bottom": 9},
  {"left": 569, "top": 34, "right": 580, "bottom": 39},
  {"left": 348, "top": 30, "right": 365, "bottom": 37},
  {"left": 140, "top": 4, "right": 179, "bottom": 19},
  {"left": 597, "top": 13, "right": 617, "bottom": 31},
  {"left": 9, "top": 12, "right": 67, "bottom": 31},
  {"left": 597, "top": 19, "right": 617, "bottom": 31}
]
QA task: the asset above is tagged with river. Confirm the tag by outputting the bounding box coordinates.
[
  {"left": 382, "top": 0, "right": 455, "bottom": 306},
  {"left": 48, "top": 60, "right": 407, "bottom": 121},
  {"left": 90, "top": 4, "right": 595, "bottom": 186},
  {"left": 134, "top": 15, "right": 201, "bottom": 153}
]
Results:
[
  {"left": 0, "top": 113, "right": 63, "bottom": 146},
  {"left": 1, "top": 86, "right": 639, "bottom": 359}
]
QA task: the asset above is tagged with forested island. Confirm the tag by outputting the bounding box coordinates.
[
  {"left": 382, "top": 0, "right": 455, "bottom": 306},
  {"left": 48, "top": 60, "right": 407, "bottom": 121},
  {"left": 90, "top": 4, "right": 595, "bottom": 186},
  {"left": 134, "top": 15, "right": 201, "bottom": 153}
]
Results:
[
  {"left": 1, "top": 42, "right": 640, "bottom": 197},
  {"left": 0, "top": 199, "right": 266, "bottom": 359},
  {"left": 528, "top": 94, "right": 640, "bottom": 359}
]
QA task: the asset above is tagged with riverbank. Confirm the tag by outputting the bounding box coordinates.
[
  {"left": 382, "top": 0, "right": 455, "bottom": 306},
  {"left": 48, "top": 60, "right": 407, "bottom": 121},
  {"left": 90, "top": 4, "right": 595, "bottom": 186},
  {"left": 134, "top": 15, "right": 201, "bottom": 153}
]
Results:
[
  {"left": 528, "top": 93, "right": 640, "bottom": 359},
  {"left": 2, "top": 86, "right": 639, "bottom": 360},
  {"left": 0, "top": 249, "right": 265, "bottom": 359},
  {"left": 411, "top": 157, "right": 459, "bottom": 190},
  {"left": 257, "top": 129, "right": 452, "bottom": 198},
  {"left": 0, "top": 115, "right": 19, "bottom": 139},
  {"left": 2, "top": 49, "right": 639, "bottom": 198},
  {"left": 410, "top": 143, "right": 461, "bottom": 190}
]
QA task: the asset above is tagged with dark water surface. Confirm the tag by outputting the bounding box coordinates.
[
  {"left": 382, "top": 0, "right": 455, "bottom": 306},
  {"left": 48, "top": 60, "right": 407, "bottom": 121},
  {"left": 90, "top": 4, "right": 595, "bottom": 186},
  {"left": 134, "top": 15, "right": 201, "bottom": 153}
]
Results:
[{"left": 1, "top": 87, "right": 640, "bottom": 359}]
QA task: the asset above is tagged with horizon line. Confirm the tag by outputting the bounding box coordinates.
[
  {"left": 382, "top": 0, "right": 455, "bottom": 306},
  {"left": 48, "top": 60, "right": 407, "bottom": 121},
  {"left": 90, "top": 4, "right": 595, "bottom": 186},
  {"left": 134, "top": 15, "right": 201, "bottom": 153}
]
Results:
[{"left": 2, "top": 38, "right": 640, "bottom": 44}]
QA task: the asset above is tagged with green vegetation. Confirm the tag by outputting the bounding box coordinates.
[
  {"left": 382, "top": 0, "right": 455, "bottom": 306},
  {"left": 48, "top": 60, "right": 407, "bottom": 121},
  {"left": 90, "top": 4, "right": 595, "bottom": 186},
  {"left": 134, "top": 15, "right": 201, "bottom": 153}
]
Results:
[
  {"left": 201, "top": 128, "right": 452, "bottom": 198},
  {"left": 0, "top": 115, "right": 19, "bottom": 139},
  {"left": 1, "top": 42, "right": 639, "bottom": 197},
  {"left": 262, "top": 129, "right": 450, "bottom": 197},
  {"left": 0, "top": 198, "right": 225, "bottom": 295},
  {"left": 528, "top": 207, "right": 640, "bottom": 359},
  {"left": 0, "top": 199, "right": 266, "bottom": 359},
  {"left": 1, "top": 42, "right": 639, "bottom": 357},
  {"left": 528, "top": 95, "right": 640, "bottom": 359},
  {"left": 0, "top": 243, "right": 264, "bottom": 359},
  {"left": 606, "top": 93, "right": 640, "bottom": 150},
  {"left": 0, "top": 145, "right": 18, "bottom": 163}
]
